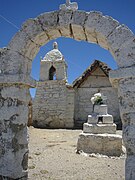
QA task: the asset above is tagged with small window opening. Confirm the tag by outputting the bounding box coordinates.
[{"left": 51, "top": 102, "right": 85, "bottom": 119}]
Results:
[
  {"left": 98, "top": 116, "right": 103, "bottom": 123},
  {"left": 49, "top": 66, "right": 56, "bottom": 80}
]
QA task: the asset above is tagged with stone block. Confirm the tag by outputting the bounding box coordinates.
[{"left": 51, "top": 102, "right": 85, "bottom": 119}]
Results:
[
  {"left": 94, "top": 105, "right": 107, "bottom": 115},
  {"left": 77, "top": 133, "right": 122, "bottom": 156},
  {"left": 87, "top": 115, "right": 98, "bottom": 124},
  {"left": 123, "top": 125, "right": 135, "bottom": 155},
  {"left": 37, "top": 11, "right": 61, "bottom": 40},
  {"left": 8, "top": 31, "right": 40, "bottom": 60},
  {"left": 71, "top": 11, "right": 88, "bottom": 41},
  {"left": 84, "top": 29, "right": 97, "bottom": 43},
  {"left": 126, "top": 155, "right": 135, "bottom": 180},
  {"left": 72, "top": 25, "right": 86, "bottom": 41},
  {"left": 72, "top": 11, "right": 88, "bottom": 26},
  {"left": 114, "top": 38, "right": 135, "bottom": 68},
  {"left": 38, "top": 11, "right": 58, "bottom": 30},
  {"left": 102, "top": 114, "right": 113, "bottom": 124},
  {"left": 21, "top": 18, "right": 48, "bottom": 46},
  {"left": 85, "top": 11, "right": 119, "bottom": 49},
  {"left": 83, "top": 123, "right": 116, "bottom": 134},
  {"left": 122, "top": 112, "right": 135, "bottom": 126},
  {"left": 107, "top": 25, "right": 134, "bottom": 53},
  {"left": 33, "top": 32, "right": 49, "bottom": 46},
  {"left": 59, "top": 10, "right": 73, "bottom": 25},
  {"left": 109, "top": 67, "right": 135, "bottom": 87},
  {"left": 58, "top": 10, "right": 73, "bottom": 38}
]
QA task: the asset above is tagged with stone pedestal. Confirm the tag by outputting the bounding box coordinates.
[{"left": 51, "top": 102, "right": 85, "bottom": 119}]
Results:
[
  {"left": 77, "top": 104, "right": 122, "bottom": 156},
  {"left": 94, "top": 105, "right": 107, "bottom": 115},
  {"left": 77, "top": 133, "right": 122, "bottom": 156},
  {"left": 83, "top": 123, "right": 116, "bottom": 134}
]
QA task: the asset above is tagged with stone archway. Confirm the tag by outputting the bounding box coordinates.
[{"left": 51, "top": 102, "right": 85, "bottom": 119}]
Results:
[{"left": 0, "top": 8, "right": 135, "bottom": 180}]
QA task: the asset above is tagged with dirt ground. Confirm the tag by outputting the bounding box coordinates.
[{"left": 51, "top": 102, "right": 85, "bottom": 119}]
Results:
[{"left": 28, "top": 127, "right": 125, "bottom": 180}]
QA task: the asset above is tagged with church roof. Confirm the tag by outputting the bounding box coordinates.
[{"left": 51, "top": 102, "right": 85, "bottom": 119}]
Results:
[
  {"left": 43, "top": 42, "right": 64, "bottom": 61},
  {"left": 72, "top": 60, "right": 111, "bottom": 88}
]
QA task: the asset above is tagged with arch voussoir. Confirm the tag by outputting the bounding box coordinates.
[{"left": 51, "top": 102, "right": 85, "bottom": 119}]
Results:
[
  {"left": 71, "top": 11, "right": 88, "bottom": 41},
  {"left": 114, "top": 38, "right": 135, "bottom": 68},
  {"left": 107, "top": 25, "right": 135, "bottom": 67},
  {"left": 21, "top": 18, "right": 49, "bottom": 47},
  {"left": 107, "top": 25, "right": 134, "bottom": 52},
  {"left": 7, "top": 29, "right": 40, "bottom": 60},
  {"left": 37, "top": 11, "right": 62, "bottom": 40},
  {"left": 85, "top": 11, "right": 119, "bottom": 49},
  {"left": 58, "top": 10, "right": 74, "bottom": 38}
]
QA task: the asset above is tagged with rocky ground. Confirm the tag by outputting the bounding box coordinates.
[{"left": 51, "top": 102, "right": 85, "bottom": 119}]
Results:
[{"left": 28, "top": 127, "right": 125, "bottom": 180}]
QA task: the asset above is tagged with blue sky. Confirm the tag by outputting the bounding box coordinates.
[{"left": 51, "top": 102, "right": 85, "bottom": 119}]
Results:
[{"left": 0, "top": 0, "right": 135, "bottom": 97}]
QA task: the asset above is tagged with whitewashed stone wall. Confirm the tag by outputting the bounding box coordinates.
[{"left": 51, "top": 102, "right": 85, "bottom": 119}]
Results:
[
  {"left": 33, "top": 80, "right": 74, "bottom": 128},
  {"left": 74, "top": 67, "right": 120, "bottom": 126}
]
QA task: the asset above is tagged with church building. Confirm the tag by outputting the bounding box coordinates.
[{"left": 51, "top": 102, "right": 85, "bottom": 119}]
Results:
[{"left": 32, "top": 42, "right": 121, "bottom": 129}]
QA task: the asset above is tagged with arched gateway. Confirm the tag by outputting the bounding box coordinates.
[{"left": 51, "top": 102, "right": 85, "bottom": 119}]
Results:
[{"left": 0, "top": 1, "right": 135, "bottom": 179}]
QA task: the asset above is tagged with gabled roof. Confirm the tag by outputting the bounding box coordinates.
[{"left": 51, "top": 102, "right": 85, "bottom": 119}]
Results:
[{"left": 72, "top": 60, "right": 111, "bottom": 88}]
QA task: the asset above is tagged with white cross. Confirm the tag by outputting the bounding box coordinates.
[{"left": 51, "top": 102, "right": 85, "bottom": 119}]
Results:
[{"left": 60, "top": 0, "right": 78, "bottom": 11}]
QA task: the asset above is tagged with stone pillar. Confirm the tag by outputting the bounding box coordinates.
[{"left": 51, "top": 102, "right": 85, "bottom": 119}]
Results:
[
  {"left": 0, "top": 76, "right": 36, "bottom": 179},
  {"left": 110, "top": 67, "right": 135, "bottom": 180},
  {"left": 0, "top": 86, "right": 27, "bottom": 179}
]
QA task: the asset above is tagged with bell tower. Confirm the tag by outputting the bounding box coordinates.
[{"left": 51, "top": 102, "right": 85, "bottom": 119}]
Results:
[
  {"left": 40, "top": 42, "right": 67, "bottom": 82},
  {"left": 33, "top": 42, "right": 74, "bottom": 129}
]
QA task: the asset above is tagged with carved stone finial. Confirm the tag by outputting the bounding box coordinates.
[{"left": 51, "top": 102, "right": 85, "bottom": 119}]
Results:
[
  {"left": 60, "top": 0, "right": 78, "bottom": 11},
  {"left": 53, "top": 42, "right": 58, "bottom": 49}
]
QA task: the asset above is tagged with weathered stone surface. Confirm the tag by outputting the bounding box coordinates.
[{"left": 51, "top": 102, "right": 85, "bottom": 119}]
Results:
[
  {"left": 0, "top": 86, "right": 29, "bottom": 179},
  {"left": 85, "top": 11, "right": 119, "bottom": 48},
  {"left": 102, "top": 114, "right": 113, "bottom": 124},
  {"left": 8, "top": 31, "right": 40, "bottom": 60},
  {"left": 71, "top": 11, "right": 88, "bottom": 41},
  {"left": 123, "top": 125, "right": 135, "bottom": 155},
  {"left": 94, "top": 105, "right": 107, "bottom": 115},
  {"left": 107, "top": 25, "right": 135, "bottom": 68},
  {"left": 122, "top": 112, "right": 135, "bottom": 126},
  {"left": 126, "top": 155, "right": 135, "bottom": 180},
  {"left": 88, "top": 115, "right": 98, "bottom": 124},
  {"left": 77, "top": 133, "right": 122, "bottom": 156},
  {"left": 0, "top": 48, "right": 25, "bottom": 75},
  {"left": 118, "top": 77, "right": 135, "bottom": 115},
  {"left": 58, "top": 10, "right": 73, "bottom": 37},
  {"left": 108, "top": 25, "right": 134, "bottom": 52},
  {"left": 33, "top": 80, "right": 74, "bottom": 129},
  {"left": 38, "top": 11, "right": 62, "bottom": 40},
  {"left": 21, "top": 18, "right": 48, "bottom": 46},
  {"left": 83, "top": 123, "right": 116, "bottom": 134},
  {"left": 109, "top": 67, "right": 135, "bottom": 88}
]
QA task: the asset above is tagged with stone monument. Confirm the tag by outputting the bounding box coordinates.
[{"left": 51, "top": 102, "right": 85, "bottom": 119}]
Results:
[{"left": 77, "top": 93, "right": 122, "bottom": 156}]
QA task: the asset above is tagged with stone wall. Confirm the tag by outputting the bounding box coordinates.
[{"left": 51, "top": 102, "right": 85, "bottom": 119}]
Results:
[
  {"left": 74, "top": 68, "right": 120, "bottom": 126},
  {"left": 33, "top": 80, "right": 74, "bottom": 128}
]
